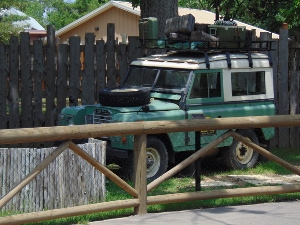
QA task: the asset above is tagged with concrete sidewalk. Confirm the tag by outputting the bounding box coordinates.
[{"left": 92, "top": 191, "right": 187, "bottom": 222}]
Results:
[{"left": 89, "top": 201, "right": 300, "bottom": 225}]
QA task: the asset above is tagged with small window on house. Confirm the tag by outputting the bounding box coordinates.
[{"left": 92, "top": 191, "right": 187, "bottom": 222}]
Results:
[
  {"left": 231, "top": 71, "right": 266, "bottom": 96},
  {"left": 190, "top": 72, "right": 221, "bottom": 98}
]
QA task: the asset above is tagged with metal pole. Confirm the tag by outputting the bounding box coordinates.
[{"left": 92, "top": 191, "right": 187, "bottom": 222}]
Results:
[{"left": 195, "top": 131, "right": 201, "bottom": 191}]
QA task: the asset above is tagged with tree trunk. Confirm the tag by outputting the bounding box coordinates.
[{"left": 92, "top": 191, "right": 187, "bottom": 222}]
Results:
[{"left": 140, "top": 0, "right": 178, "bottom": 39}]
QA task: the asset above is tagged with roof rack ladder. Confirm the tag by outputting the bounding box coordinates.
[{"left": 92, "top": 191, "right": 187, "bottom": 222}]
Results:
[
  {"left": 248, "top": 52, "right": 253, "bottom": 68},
  {"left": 205, "top": 52, "right": 210, "bottom": 69},
  {"left": 226, "top": 52, "right": 231, "bottom": 69}
]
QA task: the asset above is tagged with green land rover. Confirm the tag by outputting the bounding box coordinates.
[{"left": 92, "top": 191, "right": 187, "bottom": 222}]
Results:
[{"left": 59, "top": 50, "right": 275, "bottom": 181}]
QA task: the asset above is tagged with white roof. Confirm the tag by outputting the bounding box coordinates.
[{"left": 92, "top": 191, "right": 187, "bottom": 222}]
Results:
[
  {"left": 2, "top": 7, "right": 45, "bottom": 30},
  {"left": 56, "top": 1, "right": 278, "bottom": 39},
  {"left": 131, "top": 52, "right": 271, "bottom": 70}
]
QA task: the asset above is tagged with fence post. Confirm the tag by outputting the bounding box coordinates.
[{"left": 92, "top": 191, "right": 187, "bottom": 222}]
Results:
[
  {"left": 107, "top": 23, "right": 116, "bottom": 89},
  {"left": 20, "top": 32, "right": 33, "bottom": 128},
  {"left": 117, "top": 43, "right": 128, "bottom": 84},
  {"left": 95, "top": 40, "right": 106, "bottom": 98},
  {"left": 133, "top": 134, "right": 147, "bottom": 215},
  {"left": 69, "top": 35, "right": 81, "bottom": 106},
  {"left": 33, "top": 40, "right": 44, "bottom": 128},
  {"left": 8, "top": 36, "right": 20, "bottom": 129},
  {"left": 289, "top": 35, "right": 300, "bottom": 147},
  {"left": 82, "top": 33, "right": 95, "bottom": 105},
  {"left": 0, "top": 44, "right": 8, "bottom": 129},
  {"left": 45, "top": 25, "right": 56, "bottom": 127},
  {"left": 195, "top": 131, "right": 201, "bottom": 191},
  {"left": 57, "top": 44, "right": 68, "bottom": 116},
  {"left": 278, "top": 25, "right": 289, "bottom": 147}
]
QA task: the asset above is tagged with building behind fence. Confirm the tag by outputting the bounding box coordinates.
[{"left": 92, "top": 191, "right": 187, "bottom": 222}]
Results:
[{"left": 0, "top": 24, "right": 299, "bottom": 147}]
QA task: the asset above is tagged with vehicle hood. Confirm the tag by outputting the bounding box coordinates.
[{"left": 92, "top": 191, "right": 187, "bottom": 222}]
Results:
[{"left": 90, "top": 99, "right": 180, "bottom": 112}]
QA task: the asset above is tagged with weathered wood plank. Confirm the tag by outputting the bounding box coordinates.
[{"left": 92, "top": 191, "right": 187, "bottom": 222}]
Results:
[
  {"left": 8, "top": 36, "right": 20, "bottom": 129},
  {"left": 117, "top": 43, "right": 128, "bottom": 84},
  {"left": 95, "top": 40, "right": 106, "bottom": 99},
  {"left": 20, "top": 32, "right": 33, "bottom": 128},
  {"left": 277, "top": 27, "right": 289, "bottom": 147},
  {"left": 106, "top": 23, "right": 116, "bottom": 89},
  {"left": 0, "top": 45, "right": 8, "bottom": 129},
  {"left": 32, "top": 40, "right": 44, "bottom": 128},
  {"left": 69, "top": 36, "right": 81, "bottom": 105},
  {"left": 82, "top": 33, "right": 95, "bottom": 104},
  {"left": 45, "top": 26, "right": 56, "bottom": 127},
  {"left": 289, "top": 71, "right": 300, "bottom": 147},
  {"left": 128, "top": 36, "right": 142, "bottom": 63},
  {"left": 56, "top": 44, "right": 68, "bottom": 117},
  {"left": 289, "top": 36, "right": 300, "bottom": 147},
  {"left": 270, "top": 38, "right": 279, "bottom": 148}
]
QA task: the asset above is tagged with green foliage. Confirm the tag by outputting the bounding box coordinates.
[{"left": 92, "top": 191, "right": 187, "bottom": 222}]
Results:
[
  {"left": 46, "top": 0, "right": 106, "bottom": 30},
  {"left": 178, "top": 0, "right": 296, "bottom": 35},
  {"left": 0, "top": 9, "right": 27, "bottom": 44},
  {"left": 276, "top": 0, "right": 300, "bottom": 35}
]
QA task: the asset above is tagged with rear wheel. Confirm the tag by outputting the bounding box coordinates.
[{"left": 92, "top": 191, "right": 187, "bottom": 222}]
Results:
[{"left": 222, "top": 129, "right": 259, "bottom": 170}]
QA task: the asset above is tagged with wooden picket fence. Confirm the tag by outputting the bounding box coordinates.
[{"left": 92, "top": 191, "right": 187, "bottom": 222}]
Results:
[
  {"left": 0, "top": 139, "right": 106, "bottom": 213},
  {"left": 0, "top": 24, "right": 298, "bottom": 147}
]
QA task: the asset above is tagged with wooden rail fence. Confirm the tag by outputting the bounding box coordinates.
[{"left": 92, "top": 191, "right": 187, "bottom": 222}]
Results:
[{"left": 0, "top": 115, "right": 300, "bottom": 224}]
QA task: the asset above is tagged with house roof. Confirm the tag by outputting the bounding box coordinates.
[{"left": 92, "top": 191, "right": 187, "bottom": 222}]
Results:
[
  {"left": 3, "top": 7, "right": 45, "bottom": 30},
  {"left": 56, "top": 0, "right": 279, "bottom": 39}
]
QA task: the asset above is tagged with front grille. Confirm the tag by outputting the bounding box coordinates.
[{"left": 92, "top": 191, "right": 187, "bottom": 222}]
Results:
[{"left": 93, "top": 109, "right": 112, "bottom": 124}]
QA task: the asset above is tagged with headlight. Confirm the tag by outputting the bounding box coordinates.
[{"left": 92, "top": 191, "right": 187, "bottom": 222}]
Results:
[
  {"left": 68, "top": 117, "right": 74, "bottom": 126},
  {"left": 85, "top": 114, "right": 93, "bottom": 124}
]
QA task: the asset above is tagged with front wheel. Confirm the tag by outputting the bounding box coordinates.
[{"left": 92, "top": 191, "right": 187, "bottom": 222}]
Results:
[
  {"left": 222, "top": 129, "right": 259, "bottom": 170},
  {"left": 119, "top": 136, "right": 168, "bottom": 182},
  {"left": 146, "top": 136, "right": 168, "bottom": 182}
]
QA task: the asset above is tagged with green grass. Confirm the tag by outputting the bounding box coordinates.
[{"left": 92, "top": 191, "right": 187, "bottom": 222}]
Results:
[{"left": 2, "top": 147, "right": 300, "bottom": 225}]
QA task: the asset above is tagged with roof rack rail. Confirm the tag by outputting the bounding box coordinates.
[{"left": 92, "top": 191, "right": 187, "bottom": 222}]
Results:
[{"left": 140, "top": 39, "right": 275, "bottom": 54}]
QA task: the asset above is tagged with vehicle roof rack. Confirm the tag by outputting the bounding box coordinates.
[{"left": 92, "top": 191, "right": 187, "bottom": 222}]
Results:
[
  {"left": 140, "top": 39, "right": 274, "bottom": 67},
  {"left": 140, "top": 39, "right": 275, "bottom": 53}
]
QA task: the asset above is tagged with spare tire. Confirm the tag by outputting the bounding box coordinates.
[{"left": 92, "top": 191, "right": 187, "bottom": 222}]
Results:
[{"left": 99, "top": 88, "right": 151, "bottom": 107}]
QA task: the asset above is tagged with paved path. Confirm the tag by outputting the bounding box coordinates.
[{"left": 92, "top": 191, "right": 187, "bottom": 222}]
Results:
[{"left": 89, "top": 201, "right": 300, "bottom": 225}]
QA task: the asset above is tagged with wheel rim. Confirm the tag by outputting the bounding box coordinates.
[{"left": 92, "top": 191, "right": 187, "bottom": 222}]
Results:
[
  {"left": 146, "top": 147, "right": 160, "bottom": 178},
  {"left": 235, "top": 138, "right": 254, "bottom": 164}
]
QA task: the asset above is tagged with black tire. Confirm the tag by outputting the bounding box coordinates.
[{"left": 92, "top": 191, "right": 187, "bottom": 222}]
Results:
[
  {"left": 222, "top": 129, "right": 259, "bottom": 170},
  {"left": 146, "top": 136, "right": 169, "bottom": 182},
  {"left": 117, "top": 136, "right": 168, "bottom": 182},
  {"left": 175, "top": 152, "right": 195, "bottom": 178},
  {"left": 99, "top": 88, "right": 150, "bottom": 107}
]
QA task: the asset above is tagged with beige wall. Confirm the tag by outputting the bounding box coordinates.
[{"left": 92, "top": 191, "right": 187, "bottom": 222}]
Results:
[{"left": 57, "top": 7, "right": 140, "bottom": 44}]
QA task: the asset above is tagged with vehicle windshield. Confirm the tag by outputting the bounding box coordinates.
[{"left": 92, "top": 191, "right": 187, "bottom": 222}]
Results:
[{"left": 123, "top": 67, "right": 191, "bottom": 94}]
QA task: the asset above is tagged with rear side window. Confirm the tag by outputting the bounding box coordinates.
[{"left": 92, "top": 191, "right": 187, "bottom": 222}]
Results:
[
  {"left": 231, "top": 71, "right": 266, "bottom": 96},
  {"left": 190, "top": 72, "right": 221, "bottom": 98}
]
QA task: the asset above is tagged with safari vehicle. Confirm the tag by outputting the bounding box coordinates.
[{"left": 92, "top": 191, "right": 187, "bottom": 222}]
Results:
[{"left": 59, "top": 48, "right": 275, "bottom": 181}]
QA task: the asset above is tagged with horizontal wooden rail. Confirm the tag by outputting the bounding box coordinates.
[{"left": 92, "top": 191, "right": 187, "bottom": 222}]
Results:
[
  {"left": 0, "top": 115, "right": 300, "bottom": 144},
  {"left": 147, "top": 185, "right": 300, "bottom": 205},
  {"left": 0, "top": 199, "right": 140, "bottom": 225}
]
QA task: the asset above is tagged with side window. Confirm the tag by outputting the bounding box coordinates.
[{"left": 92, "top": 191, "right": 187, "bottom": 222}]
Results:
[
  {"left": 231, "top": 71, "right": 266, "bottom": 96},
  {"left": 190, "top": 72, "right": 221, "bottom": 98}
]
